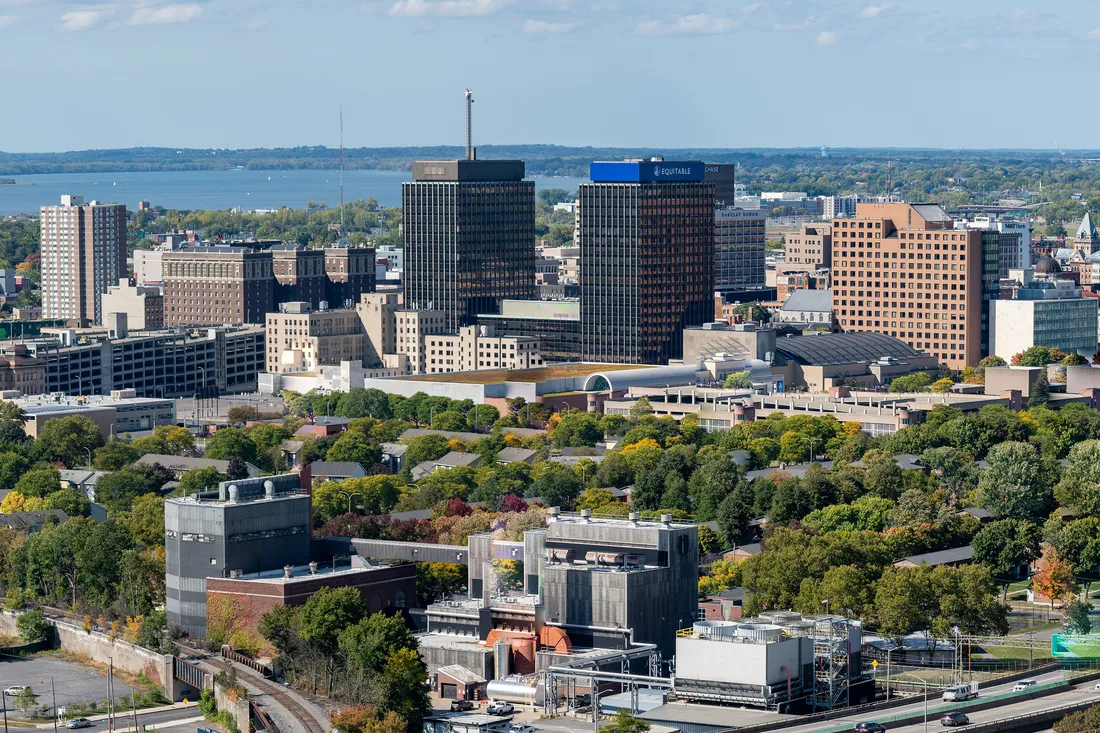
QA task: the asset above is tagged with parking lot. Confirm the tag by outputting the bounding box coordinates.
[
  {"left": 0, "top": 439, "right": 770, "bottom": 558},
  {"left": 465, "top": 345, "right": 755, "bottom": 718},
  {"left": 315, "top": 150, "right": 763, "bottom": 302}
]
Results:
[{"left": 0, "top": 654, "right": 110, "bottom": 716}]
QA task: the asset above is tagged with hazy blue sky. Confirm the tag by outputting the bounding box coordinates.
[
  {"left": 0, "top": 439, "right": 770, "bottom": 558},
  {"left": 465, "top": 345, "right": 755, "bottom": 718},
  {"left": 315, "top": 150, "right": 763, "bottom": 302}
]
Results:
[{"left": 2, "top": 0, "right": 1098, "bottom": 152}]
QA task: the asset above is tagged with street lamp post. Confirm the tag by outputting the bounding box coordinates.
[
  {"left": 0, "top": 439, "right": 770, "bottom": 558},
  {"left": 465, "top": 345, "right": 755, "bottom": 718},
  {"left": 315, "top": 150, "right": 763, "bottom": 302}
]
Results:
[
  {"left": 85, "top": 447, "right": 93, "bottom": 470},
  {"left": 897, "top": 674, "right": 929, "bottom": 733},
  {"left": 429, "top": 405, "right": 439, "bottom": 428},
  {"left": 808, "top": 437, "right": 820, "bottom": 464},
  {"left": 337, "top": 491, "right": 361, "bottom": 516}
]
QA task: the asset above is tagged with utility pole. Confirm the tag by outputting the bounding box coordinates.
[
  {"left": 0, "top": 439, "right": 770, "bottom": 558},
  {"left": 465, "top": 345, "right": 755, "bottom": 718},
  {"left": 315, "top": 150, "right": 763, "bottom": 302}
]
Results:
[
  {"left": 130, "top": 684, "right": 138, "bottom": 733},
  {"left": 51, "top": 678, "right": 57, "bottom": 733},
  {"left": 3, "top": 689, "right": 9, "bottom": 733}
]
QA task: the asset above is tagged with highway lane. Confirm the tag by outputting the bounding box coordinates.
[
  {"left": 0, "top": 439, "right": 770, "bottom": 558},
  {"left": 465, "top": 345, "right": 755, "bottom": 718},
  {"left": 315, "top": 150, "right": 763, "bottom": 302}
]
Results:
[
  {"left": 771, "top": 671, "right": 1070, "bottom": 733},
  {"left": 877, "top": 680, "right": 1100, "bottom": 733},
  {"left": 42, "top": 706, "right": 204, "bottom": 732}
]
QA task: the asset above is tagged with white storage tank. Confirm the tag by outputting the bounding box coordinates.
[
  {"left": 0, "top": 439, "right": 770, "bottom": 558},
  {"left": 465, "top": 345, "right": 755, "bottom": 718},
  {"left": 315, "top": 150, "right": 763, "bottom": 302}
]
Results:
[
  {"left": 692, "top": 620, "right": 739, "bottom": 640},
  {"left": 736, "top": 623, "right": 783, "bottom": 641}
]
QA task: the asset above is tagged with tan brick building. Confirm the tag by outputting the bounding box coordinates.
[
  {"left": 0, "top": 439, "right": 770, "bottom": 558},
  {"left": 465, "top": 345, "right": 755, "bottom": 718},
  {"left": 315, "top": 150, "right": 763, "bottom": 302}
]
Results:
[
  {"left": 39, "top": 195, "right": 126, "bottom": 326},
  {"left": 831, "top": 203, "right": 982, "bottom": 370},
  {"left": 102, "top": 279, "right": 164, "bottom": 330},
  {"left": 784, "top": 222, "right": 832, "bottom": 270},
  {"left": 265, "top": 302, "right": 365, "bottom": 374}
]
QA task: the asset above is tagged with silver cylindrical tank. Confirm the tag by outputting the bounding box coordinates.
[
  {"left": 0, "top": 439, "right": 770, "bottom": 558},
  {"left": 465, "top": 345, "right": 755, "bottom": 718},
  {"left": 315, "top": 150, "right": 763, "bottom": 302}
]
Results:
[
  {"left": 486, "top": 677, "right": 543, "bottom": 704},
  {"left": 760, "top": 611, "right": 802, "bottom": 624},
  {"left": 783, "top": 620, "right": 814, "bottom": 636},
  {"left": 736, "top": 623, "right": 783, "bottom": 641},
  {"left": 494, "top": 641, "right": 510, "bottom": 680}
]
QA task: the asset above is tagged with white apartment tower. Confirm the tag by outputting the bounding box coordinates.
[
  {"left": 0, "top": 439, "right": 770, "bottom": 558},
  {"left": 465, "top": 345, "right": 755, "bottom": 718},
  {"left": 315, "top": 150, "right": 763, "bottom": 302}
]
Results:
[{"left": 40, "top": 195, "right": 127, "bottom": 325}]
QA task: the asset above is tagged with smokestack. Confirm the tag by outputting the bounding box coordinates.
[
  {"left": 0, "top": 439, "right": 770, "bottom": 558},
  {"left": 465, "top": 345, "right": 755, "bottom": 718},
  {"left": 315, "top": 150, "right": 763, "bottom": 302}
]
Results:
[{"left": 464, "top": 89, "right": 474, "bottom": 161}]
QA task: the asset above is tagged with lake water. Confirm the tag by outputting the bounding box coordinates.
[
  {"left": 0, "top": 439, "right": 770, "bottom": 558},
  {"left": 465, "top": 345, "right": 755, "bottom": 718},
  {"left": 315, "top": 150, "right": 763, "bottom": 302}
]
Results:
[{"left": 0, "top": 169, "right": 590, "bottom": 215}]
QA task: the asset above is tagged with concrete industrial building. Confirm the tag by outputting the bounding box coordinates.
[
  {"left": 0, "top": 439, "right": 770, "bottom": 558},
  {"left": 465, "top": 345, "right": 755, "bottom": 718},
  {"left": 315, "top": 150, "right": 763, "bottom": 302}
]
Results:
[
  {"left": 990, "top": 266, "right": 1099, "bottom": 360},
  {"left": 165, "top": 473, "right": 310, "bottom": 638},
  {"left": 822, "top": 195, "right": 858, "bottom": 220},
  {"left": 40, "top": 195, "right": 127, "bottom": 326},
  {"left": 403, "top": 160, "right": 536, "bottom": 332},
  {"left": 20, "top": 324, "right": 265, "bottom": 397},
  {"left": 13, "top": 391, "right": 176, "bottom": 439},
  {"left": 580, "top": 161, "right": 715, "bottom": 364},
  {"left": 265, "top": 302, "right": 365, "bottom": 374},
  {"left": 102, "top": 279, "right": 165, "bottom": 330},
  {"left": 715, "top": 207, "right": 767, "bottom": 295},
  {"left": 831, "top": 203, "right": 983, "bottom": 370}
]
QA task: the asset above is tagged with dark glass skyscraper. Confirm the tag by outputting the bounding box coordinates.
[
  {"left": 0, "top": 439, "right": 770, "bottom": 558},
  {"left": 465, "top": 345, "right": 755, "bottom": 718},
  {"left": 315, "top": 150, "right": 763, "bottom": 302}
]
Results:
[
  {"left": 403, "top": 160, "right": 536, "bottom": 332},
  {"left": 579, "top": 161, "right": 715, "bottom": 364}
]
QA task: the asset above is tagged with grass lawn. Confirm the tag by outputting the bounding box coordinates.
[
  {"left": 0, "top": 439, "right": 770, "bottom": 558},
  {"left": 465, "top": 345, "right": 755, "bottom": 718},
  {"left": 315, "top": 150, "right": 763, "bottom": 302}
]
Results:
[{"left": 985, "top": 645, "right": 1054, "bottom": 661}]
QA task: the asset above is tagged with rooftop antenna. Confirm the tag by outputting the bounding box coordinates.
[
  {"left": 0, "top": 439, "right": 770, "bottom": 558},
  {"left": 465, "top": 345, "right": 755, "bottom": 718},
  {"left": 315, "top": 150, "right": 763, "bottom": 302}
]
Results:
[
  {"left": 886, "top": 153, "right": 891, "bottom": 200},
  {"left": 465, "top": 89, "right": 474, "bottom": 161},
  {"left": 339, "top": 106, "right": 345, "bottom": 238}
]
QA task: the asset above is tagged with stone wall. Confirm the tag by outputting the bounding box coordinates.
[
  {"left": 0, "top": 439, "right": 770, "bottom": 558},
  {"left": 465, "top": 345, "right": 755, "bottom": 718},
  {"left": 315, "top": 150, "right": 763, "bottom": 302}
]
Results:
[
  {"left": 0, "top": 610, "right": 178, "bottom": 699},
  {"left": 214, "top": 683, "right": 251, "bottom": 733}
]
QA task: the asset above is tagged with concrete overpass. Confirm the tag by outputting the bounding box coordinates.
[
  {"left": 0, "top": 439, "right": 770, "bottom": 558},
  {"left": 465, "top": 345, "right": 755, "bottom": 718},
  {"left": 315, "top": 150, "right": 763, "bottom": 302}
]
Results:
[{"left": 320, "top": 536, "right": 469, "bottom": 565}]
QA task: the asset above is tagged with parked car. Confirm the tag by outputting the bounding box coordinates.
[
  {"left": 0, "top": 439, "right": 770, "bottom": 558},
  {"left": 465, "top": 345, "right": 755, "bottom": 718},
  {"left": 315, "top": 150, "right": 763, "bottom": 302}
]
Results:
[
  {"left": 940, "top": 712, "right": 970, "bottom": 727},
  {"left": 65, "top": 720, "right": 92, "bottom": 730},
  {"left": 450, "top": 700, "right": 475, "bottom": 712},
  {"left": 854, "top": 723, "right": 886, "bottom": 733},
  {"left": 510, "top": 726, "right": 535, "bottom": 733},
  {"left": 487, "top": 702, "right": 514, "bottom": 715},
  {"left": 3, "top": 686, "right": 30, "bottom": 696},
  {"left": 1012, "top": 680, "right": 1037, "bottom": 692},
  {"left": 575, "top": 693, "right": 593, "bottom": 706},
  {"left": 942, "top": 685, "right": 977, "bottom": 702}
]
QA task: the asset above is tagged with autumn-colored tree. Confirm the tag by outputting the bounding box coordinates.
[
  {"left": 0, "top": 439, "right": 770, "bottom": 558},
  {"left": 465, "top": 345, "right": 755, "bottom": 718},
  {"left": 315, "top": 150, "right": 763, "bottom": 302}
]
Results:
[
  {"left": 330, "top": 706, "right": 406, "bottom": 733},
  {"left": 1032, "top": 548, "right": 1079, "bottom": 608}
]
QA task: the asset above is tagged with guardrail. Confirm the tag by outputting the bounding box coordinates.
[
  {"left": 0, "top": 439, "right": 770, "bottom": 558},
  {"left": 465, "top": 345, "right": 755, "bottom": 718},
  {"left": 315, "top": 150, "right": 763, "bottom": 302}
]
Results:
[
  {"left": 958, "top": 698, "right": 1098, "bottom": 733},
  {"left": 807, "top": 680, "right": 1071, "bottom": 733}
]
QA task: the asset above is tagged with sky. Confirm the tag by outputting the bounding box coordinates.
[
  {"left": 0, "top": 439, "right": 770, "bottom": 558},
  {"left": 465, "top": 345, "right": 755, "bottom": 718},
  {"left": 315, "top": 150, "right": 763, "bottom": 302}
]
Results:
[{"left": 1, "top": 0, "right": 1099, "bottom": 152}]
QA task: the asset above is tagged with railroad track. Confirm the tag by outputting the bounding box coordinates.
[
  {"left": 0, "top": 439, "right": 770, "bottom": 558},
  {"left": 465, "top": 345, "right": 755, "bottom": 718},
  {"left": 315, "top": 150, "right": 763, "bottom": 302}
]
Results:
[{"left": 200, "top": 652, "right": 327, "bottom": 733}]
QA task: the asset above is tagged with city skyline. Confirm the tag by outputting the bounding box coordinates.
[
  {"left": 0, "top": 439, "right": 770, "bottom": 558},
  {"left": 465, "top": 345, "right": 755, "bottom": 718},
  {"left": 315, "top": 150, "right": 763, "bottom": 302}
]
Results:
[{"left": 3, "top": 1, "right": 1100, "bottom": 152}]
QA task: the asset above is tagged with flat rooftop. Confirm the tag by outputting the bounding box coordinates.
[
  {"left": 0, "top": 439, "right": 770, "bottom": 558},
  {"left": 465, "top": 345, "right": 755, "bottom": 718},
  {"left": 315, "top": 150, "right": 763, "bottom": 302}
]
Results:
[
  {"left": 641, "top": 702, "right": 799, "bottom": 728},
  {"left": 220, "top": 558, "right": 398, "bottom": 584},
  {"left": 399, "top": 362, "right": 652, "bottom": 385}
]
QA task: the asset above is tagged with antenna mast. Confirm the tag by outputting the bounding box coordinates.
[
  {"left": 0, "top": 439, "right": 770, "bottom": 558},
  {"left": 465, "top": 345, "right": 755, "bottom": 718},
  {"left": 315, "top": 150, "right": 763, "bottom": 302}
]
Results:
[
  {"left": 339, "top": 106, "right": 345, "bottom": 237},
  {"left": 886, "top": 153, "right": 891, "bottom": 200},
  {"left": 465, "top": 89, "right": 474, "bottom": 160}
]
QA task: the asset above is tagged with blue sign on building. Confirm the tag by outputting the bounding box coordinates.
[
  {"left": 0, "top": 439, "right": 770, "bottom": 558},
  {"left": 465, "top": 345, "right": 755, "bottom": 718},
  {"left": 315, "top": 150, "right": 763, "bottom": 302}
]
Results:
[{"left": 590, "top": 161, "right": 705, "bottom": 183}]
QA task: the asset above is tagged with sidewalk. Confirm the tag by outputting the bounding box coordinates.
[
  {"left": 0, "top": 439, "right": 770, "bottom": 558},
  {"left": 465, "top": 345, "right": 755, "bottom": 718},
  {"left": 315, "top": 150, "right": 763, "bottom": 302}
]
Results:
[{"left": 33, "top": 701, "right": 198, "bottom": 729}]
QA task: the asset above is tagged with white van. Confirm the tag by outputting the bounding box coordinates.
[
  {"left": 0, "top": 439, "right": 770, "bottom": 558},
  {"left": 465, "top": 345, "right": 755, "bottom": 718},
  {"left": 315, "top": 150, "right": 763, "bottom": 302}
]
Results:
[{"left": 942, "top": 684, "right": 977, "bottom": 702}]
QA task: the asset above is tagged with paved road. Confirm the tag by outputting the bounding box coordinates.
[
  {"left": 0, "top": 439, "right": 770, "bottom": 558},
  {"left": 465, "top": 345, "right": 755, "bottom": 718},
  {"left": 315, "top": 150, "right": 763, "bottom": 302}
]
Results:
[
  {"left": 774, "top": 671, "right": 1070, "bottom": 733},
  {"left": 878, "top": 680, "right": 1100, "bottom": 733},
  {"left": 47, "top": 707, "right": 203, "bottom": 731}
]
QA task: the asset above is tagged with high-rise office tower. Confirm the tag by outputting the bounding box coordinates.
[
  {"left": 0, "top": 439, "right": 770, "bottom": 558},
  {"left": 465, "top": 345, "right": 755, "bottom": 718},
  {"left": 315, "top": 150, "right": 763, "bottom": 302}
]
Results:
[
  {"left": 402, "top": 160, "right": 536, "bottom": 332},
  {"left": 831, "top": 203, "right": 982, "bottom": 370},
  {"left": 715, "top": 207, "right": 767, "bottom": 293},
  {"left": 40, "top": 195, "right": 127, "bottom": 325},
  {"left": 704, "top": 163, "right": 737, "bottom": 207},
  {"left": 579, "top": 160, "right": 715, "bottom": 364}
]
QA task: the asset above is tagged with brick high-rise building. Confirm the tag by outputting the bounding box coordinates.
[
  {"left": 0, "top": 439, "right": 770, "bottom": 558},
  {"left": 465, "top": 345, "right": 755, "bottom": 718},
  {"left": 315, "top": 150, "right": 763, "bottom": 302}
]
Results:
[
  {"left": 580, "top": 160, "right": 715, "bottom": 364},
  {"left": 403, "top": 160, "right": 535, "bottom": 332},
  {"left": 831, "top": 203, "right": 982, "bottom": 370},
  {"left": 162, "top": 246, "right": 274, "bottom": 327},
  {"left": 785, "top": 223, "right": 833, "bottom": 271},
  {"left": 40, "top": 195, "right": 126, "bottom": 325},
  {"left": 271, "top": 245, "right": 327, "bottom": 309},
  {"left": 324, "top": 246, "right": 376, "bottom": 309}
]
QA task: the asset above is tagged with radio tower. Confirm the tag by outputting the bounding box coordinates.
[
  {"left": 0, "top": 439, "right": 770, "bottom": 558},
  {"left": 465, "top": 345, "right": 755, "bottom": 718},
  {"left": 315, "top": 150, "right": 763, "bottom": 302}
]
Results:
[
  {"left": 339, "top": 106, "right": 345, "bottom": 238},
  {"left": 465, "top": 89, "right": 474, "bottom": 160}
]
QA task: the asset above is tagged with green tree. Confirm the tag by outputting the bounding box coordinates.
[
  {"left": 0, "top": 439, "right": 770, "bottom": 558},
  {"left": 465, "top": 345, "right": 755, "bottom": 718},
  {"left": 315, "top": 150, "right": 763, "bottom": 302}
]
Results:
[
  {"left": 326, "top": 431, "right": 382, "bottom": 467},
  {"left": 403, "top": 435, "right": 450, "bottom": 468},
  {"left": 415, "top": 562, "right": 467, "bottom": 605},
  {"left": 1016, "top": 346, "right": 1053, "bottom": 367},
  {"left": 552, "top": 410, "right": 602, "bottom": 448},
  {"left": 976, "top": 442, "right": 1055, "bottom": 521},
  {"left": 204, "top": 427, "right": 259, "bottom": 464},
  {"left": 298, "top": 586, "right": 365, "bottom": 656},
  {"left": 45, "top": 488, "right": 91, "bottom": 518},
  {"left": 1063, "top": 599, "right": 1092, "bottom": 635},
  {"left": 528, "top": 463, "right": 583, "bottom": 507},
  {"left": 889, "top": 372, "right": 932, "bottom": 392},
  {"left": 972, "top": 519, "right": 1042, "bottom": 580},
  {"left": 16, "top": 607, "right": 50, "bottom": 643},
  {"left": 94, "top": 441, "right": 140, "bottom": 471},
  {"left": 94, "top": 465, "right": 170, "bottom": 513},
  {"left": 35, "top": 415, "right": 105, "bottom": 467},
  {"left": 0, "top": 400, "right": 29, "bottom": 446},
  {"left": 0, "top": 451, "right": 29, "bottom": 492},
  {"left": 723, "top": 371, "right": 752, "bottom": 389},
  {"left": 120, "top": 494, "right": 166, "bottom": 546},
  {"left": 603, "top": 710, "right": 651, "bottom": 733},
  {"left": 177, "top": 466, "right": 228, "bottom": 496},
  {"left": 14, "top": 467, "right": 61, "bottom": 498},
  {"left": 1028, "top": 368, "right": 1050, "bottom": 408}
]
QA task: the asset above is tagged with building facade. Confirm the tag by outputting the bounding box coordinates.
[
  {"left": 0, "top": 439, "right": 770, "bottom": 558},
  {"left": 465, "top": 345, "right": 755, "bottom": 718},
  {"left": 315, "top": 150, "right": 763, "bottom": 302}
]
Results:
[
  {"left": 265, "top": 302, "right": 365, "bottom": 374},
  {"left": 990, "top": 271, "right": 1099, "bottom": 360},
  {"left": 476, "top": 299, "right": 581, "bottom": 362},
  {"left": 166, "top": 474, "right": 310, "bottom": 638},
  {"left": 715, "top": 207, "right": 767, "bottom": 293},
  {"left": 403, "top": 160, "right": 536, "bottom": 332},
  {"left": 580, "top": 161, "right": 715, "bottom": 364},
  {"left": 24, "top": 325, "right": 264, "bottom": 397},
  {"left": 784, "top": 223, "right": 833, "bottom": 270},
  {"left": 704, "top": 163, "right": 737, "bottom": 207},
  {"left": 163, "top": 246, "right": 274, "bottom": 327},
  {"left": 40, "top": 195, "right": 127, "bottom": 326},
  {"left": 102, "top": 279, "right": 164, "bottom": 330},
  {"left": 831, "top": 203, "right": 983, "bottom": 370}
]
